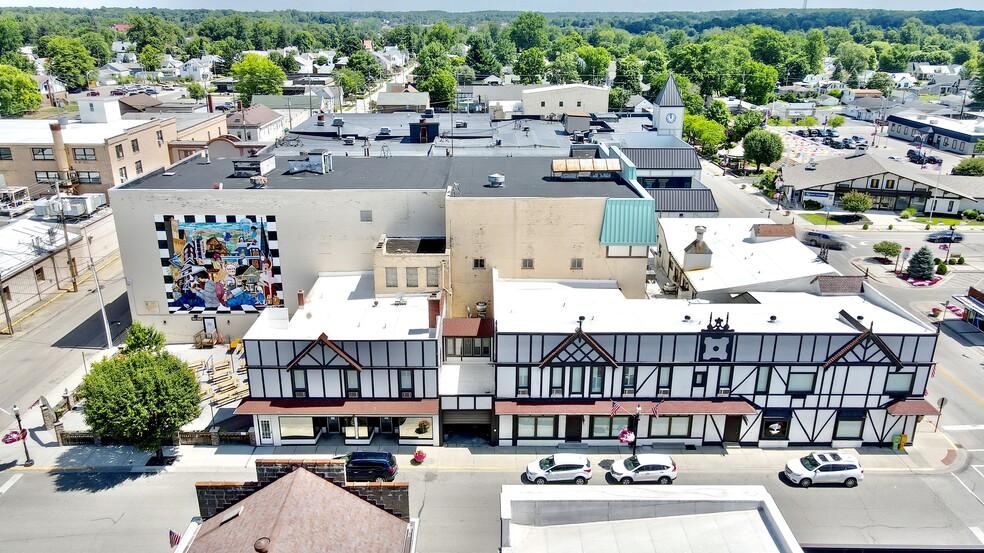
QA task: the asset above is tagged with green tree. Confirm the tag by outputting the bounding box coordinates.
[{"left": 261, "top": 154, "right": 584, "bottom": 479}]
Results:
[
  {"left": 749, "top": 27, "right": 790, "bottom": 67},
  {"left": 231, "top": 53, "right": 286, "bottom": 106},
  {"left": 0, "top": 52, "right": 34, "bottom": 73},
  {"left": 187, "top": 82, "right": 205, "bottom": 101},
  {"left": 417, "top": 68, "right": 456, "bottom": 108},
  {"left": 873, "top": 241, "right": 902, "bottom": 259},
  {"left": 514, "top": 47, "right": 545, "bottom": 84},
  {"left": 45, "top": 36, "right": 95, "bottom": 90},
  {"left": 642, "top": 51, "right": 667, "bottom": 82},
  {"left": 952, "top": 158, "right": 984, "bottom": 176},
  {"left": 974, "top": 140, "right": 984, "bottom": 154},
  {"left": 973, "top": 64, "right": 984, "bottom": 106},
  {"left": 866, "top": 72, "right": 894, "bottom": 96},
  {"left": 834, "top": 42, "right": 875, "bottom": 78},
  {"left": 614, "top": 55, "right": 642, "bottom": 95},
  {"left": 454, "top": 64, "right": 476, "bottom": 84},
  {"left": 878, "top": 43, "right": 912, "bottom": 73},
  {"left": 801, "top": 116, "right": 820, "bottom": 127},
  {"left": 907, "top": 246, "right": 936, "bottom": 280},
  {"left": 841, "top": 190, "right": 873, "bottom": 215},
  {"left": 415, "top": 42, "right": 451, "bottom": 80},
  {"left": 80, "top": 349, "right": 201, "bottom": 461},
  {"left": 123, "top": 321, "right": 166, "bottom": 353},
  {"left": 609, "top": 87, "right": 631, "bottom": 111},
  {"left": 704, "top": 99, "right": 730, "bottom": 126},
  {"left": 0, "top": 64, "right": 43, "bottom": 116},
  {"left": 493, "top": 37, "right": 516, "bottom": 65},
  {"left": 138, "top": 44, "right": 162, "bottom": 72},
  {"left": 466, "top": 34, "right": 500, "bottom": 78},
  {"left": 549, "top": 31, "right": 587, "bottom": 61},
  {"left": 829, "top": 115, "right": 846, "bottom": 128},
  {"left": 742, "top": 129, "right": 784, "bottom": 171},
  {"left": 509, "top": 12, "right": 548, "bottom": 51},
  {"left": 127, "top": 14, "right": 181, "bottom": 51},
  {"left": 575, "top": 45, "right": 611, "bottom": 85},
  {"left": 292, "top": 30, "right": 316, "bottom": 53},
  {"left": 268, "top": 51, "right": 299, "bottom": 73},
  {"left": 79, "top": 32, "right": 111, "bottom": 67},
  {"left": 332, "top": 67, "right": 365, "bottom": 98},
  {"left": 546, "top": 52, "right": 581, "bottom": 84},
  {"left": 729, "top": 109, "right": 764, "bottom": 144},
  {"left": 738, "top": 60, "right": 779, "bottom": 105},
  {"left": 804, "top": 29, "right": 827, "bottom": 74},
  {"left": 684, "top": 114, "right": 726, "bottom": 156},
  {"left": 347, "top": 49, "right": 383, "bottom": 83},
  {"left": 0, "top": 18, "right": 22, "bottom": 56},
  {"left": 424, "top": 21, "right": 457, "bottom": 49}
]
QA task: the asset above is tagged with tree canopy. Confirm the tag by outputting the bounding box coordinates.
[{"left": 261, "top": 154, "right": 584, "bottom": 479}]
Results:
[
  {"left": 742, "top": 129, "right": 784, "bottom": 171},
  {"left": 952, "top": 157, "right": 984, "bottom": 176},
  {"left": 841, "top": 190, "right": 874, "bottom": 214},
  {"left": 0, "top": 64, "right": 42, "bottom": 116},
  {"left": 231, "top": 53, "right": 286, "bottom": 106}
]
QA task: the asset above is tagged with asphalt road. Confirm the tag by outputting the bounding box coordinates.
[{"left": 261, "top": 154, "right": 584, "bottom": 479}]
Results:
[{"left": 1, "top": 464, "right": 983, "bottom": 552}]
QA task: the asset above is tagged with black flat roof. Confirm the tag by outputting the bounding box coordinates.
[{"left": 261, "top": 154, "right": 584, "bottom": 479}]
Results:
[{"left": 118, "top": 154, "right": 640, "bottom": 199}]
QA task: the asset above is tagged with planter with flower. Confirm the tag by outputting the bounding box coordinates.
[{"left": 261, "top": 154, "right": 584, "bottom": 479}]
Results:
[
  {"left": 412, "top": 449, "right": 427, "bottom": 464},
  {"left": 930, "top": 307, "right": 942, "bottom": 317}
]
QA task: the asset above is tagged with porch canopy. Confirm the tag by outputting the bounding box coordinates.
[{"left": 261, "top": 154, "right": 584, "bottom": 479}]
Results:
[
  {"left": 886, "top": 399, "right": 941, "bottom": 416},
  {"left": 494, "top": 399, "right": 756, "bottom": 416},
  {"left": 952, "top": 294, "right": 984, "bottom": 317},
  {"left": 235, "top": 398, "right": 439, "bottom": 416}
]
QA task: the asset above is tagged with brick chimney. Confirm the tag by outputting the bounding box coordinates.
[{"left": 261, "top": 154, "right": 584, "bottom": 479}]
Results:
[
  {"left": 427, "top": 290, "right": 443, "bottom": 329},
  {"left": 297, "top": 289, "right": 305, "bottom": 309}
]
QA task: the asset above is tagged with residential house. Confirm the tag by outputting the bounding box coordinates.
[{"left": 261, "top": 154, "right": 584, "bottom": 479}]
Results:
[
  {"left": 842, "top": 97, "right": 898, "bottom": 122},
  {"left": 252, "top": 94, "right": 328, "bottom": 130},
  {"left": 840, "top": 89, "right": 883, "bottom": 104},
  {"left": 160, "top": 54, "right": 183, "bottom": 78},
  {"left": 180, "top": 58, "right": 213, "bottom": 82},
  {"left": 891, "top": 73, "right": 917, "bottom": 89},
  {"left": 0, "top": 98, "right": 176, "bottom": 198},
  {"left": 816, "top": 94, "right": 840, "bottom": 107},
  {"left": 98, "top": 62, "right": 142, "bottom": 85},
  {"left": 482, "top": 75, "right": 503, "bottom": 86},
  {"left": 626, "top": 94, "right": 653, "bottom": 113},
  {"left": 225, "top": 104, "right": 286, "bottom": 143},
  {"left": 375, "top": 92, "right": 430, "bottom": 113},
  {"left": 32, "top": 76, "right": 67, "bottom": 108},
  {"left": 908, "top": 63, "right": 963, "bottom": 81}
]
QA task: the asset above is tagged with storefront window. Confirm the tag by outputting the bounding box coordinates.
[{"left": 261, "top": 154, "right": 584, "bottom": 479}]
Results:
[
  {"left": 517, "top": 416, "right": 555, "bottom": 438},
  {"left": 397, "top": 417, "right": 433, "bottom": 439},
  {"left": 279, "top": 417, "right": 315, "bottom": 440},
  {"left": 760, "top": 416, "right": 790, "bottom": 440},
  {"left": 591, "top": 415, "right": 629, "bottom": 438},
  {"left": 834, "top": 410, "right": 865, "bottom": 439},
  {"left": 342, "top": 416, "right": 372, "bottom": 439},
  {"left": 650, "top": 416, "right": 692, "bottom": 437}
]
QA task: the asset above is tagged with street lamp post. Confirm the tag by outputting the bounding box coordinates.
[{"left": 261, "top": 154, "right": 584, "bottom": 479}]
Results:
[
  {"left": 631, "top": 405, "right": 642, "bottom": 456},
  {"left": 12, "top": 405, "right": 34, "bottom": 467}
]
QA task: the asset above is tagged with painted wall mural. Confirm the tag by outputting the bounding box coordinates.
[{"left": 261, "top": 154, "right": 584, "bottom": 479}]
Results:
[{"left": 156, "top": 214, "right": 282, "bottom": 314}]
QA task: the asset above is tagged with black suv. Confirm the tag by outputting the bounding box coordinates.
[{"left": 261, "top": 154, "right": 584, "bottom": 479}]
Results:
[{"left": 344, "top": 451, "right": 399, "bottom": 482}]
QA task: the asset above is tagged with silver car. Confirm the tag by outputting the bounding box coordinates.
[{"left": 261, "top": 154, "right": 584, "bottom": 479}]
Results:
[
  {"left": 525, "top": 453, "right": 592, "bottom": 485},
  {"left": 784, "top": 451, "right": 863, "bottom": 488}
]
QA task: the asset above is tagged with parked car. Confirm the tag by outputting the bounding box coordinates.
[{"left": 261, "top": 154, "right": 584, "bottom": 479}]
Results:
[
  {"left": 110, "top": 90, "right": 125, "bottom": 96},
  {"left": 829, "top": 141, "right": 845, "bottom": 149},
  {"left": 343, "top": 451, "right": 398, "bottom": 482},
  {"left": 888, "top": 156, "right": 903, "bottom": 162},
  {"left": 909, "top": 154, "right": 927, "bottom": 164},
  {"left": 927, "top": 230, "right": 964, "bottom": 243},
  {"left": 795, "top": 130, "right": 808, "bottom": 137},
  {"left": 609, "top": 454, "right": 677, "bottom": 485},
  {"left": 144, "top": 88, "right": 159, "bottom": 95},
  {"left": 851, "top": 135, "right": 868, "bottom": 143},
  {"left": 827, "top": 129, "right": 839, "bottom": 137},
  {"left": 809, "top": 128, "right": 822, "bottom": 137},
  {"left": 161, "top": 84, "right": 175, "bottom": 91},
  {"left": 784, "top": 451, "right": 863, "bottom": 488},
  {"left": 85, "top": 90, "right": 101, "bottom": 96},
  {"left": 925, "top": 155, "right": 942, "bottom": 165},
  {"left": 906, "top": 149, "right": 921, "bottom": 160},
  {"left": 803, "top": 231, "right": 849, "bottom": 250},
  {"left": 214, "top": 105, "right": 230, "bottom": 111},
  {"left": 525, "top": 453, "right": 592, "bottom": 485}
]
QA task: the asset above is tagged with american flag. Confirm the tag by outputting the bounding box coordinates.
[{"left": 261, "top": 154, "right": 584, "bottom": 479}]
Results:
[
  {"left": 169, "top": 530, "right": 182, "bottom": 548},
  {"left": 931, "top": 364, "right": 937, "bottom": 378},
  {"left": 610, "top": 401, "right": 621, "bottom": 417},
  {"left": 651, "top": 402, "right": 660, "bottom": 418}
]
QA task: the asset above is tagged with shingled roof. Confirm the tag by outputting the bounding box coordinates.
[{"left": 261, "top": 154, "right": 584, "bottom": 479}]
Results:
[{"left": 653, "top": 73, "right": 685, "bottom": 108}]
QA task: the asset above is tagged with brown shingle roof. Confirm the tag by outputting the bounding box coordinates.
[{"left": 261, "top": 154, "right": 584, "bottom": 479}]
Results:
[
  {"left": 118, "top": 93, "right": 163, "bottom": 111},
  {"left": 187, "top": 468, "right": 409, "bottom": 553},
  {"left": 226, "top": 104, "right": 283, "bottom": 127},
  {"left": 752, "top": 223, "right": 796, "bottom": 238},
  {"left": 813, "top": 275, "right": 866, "bottom": 294}
]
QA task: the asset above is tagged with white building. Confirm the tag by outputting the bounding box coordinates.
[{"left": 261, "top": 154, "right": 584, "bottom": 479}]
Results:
[
  {"left": 521, "top": 84, "right": 609, "bottom": 118},
  {"left": 180, "top": 58, "right": 213, "bottom": 82},
  {"left": 225, "top": 104, "right": 286, "bottom": 143}
]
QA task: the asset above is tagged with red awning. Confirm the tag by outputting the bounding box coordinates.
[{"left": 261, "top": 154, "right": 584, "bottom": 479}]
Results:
[
  {"left": 886, "top": 399, "right": 941, "bottom": 416},
  {"left": 494, "top": 399, "right": 756, "bottom": 416},
  {"left": 442, "top": 318, "right": 495, "bottom": 337},
  {"left": 235, "top": 398, "right": 439, "bottom": 416}
]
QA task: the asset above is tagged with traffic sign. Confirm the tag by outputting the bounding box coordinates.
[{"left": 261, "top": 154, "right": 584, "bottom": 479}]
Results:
[{"left": 902, "top": 247, "right": 911, "bottom": 260}]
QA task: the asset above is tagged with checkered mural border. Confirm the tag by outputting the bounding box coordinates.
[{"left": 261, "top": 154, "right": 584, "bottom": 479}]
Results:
[{"left": 155, "top": 214, "right": 282, "bottom": 315}]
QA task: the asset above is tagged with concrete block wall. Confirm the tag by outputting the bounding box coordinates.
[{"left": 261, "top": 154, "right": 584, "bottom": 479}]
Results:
[
  {"left": 346, "top": 482, "right": 411, "bottom": 522},
  {"left": 255, "top": 458, "right": 346, "bottom": 485},
  {"left": 195, "top": 481, "right": 263, "bottom": 518}
]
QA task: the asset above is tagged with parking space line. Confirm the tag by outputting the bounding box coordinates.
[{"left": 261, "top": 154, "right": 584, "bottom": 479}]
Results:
[
  {"left": 973, "top": 465, "right": 984, "bottom": 479},
  {"left": 953, "top": 473, "right": 984, "bottom": 507},
  {"left": 0, "top": 474, "right": 21, "bottom": 495},
  {"left": 971, "top": 527, "right": 984, "bottom": 545}
]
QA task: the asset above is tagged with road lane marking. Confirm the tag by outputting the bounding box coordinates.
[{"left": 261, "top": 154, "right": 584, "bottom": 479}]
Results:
[
  {"left": 953, "top": 473, "right": 984, "bottom": 507},
  {"left": 973, "top": 465, "right": 984, "bottom": 479},
  {"left": 938, "top": 365, "right": 984, "bottom": 409},
  {"left": 971, "top": 527, "right": 984, "bottom": 545},
  {"left": 0, "top": 474, "right": 21, "bottom": 495},
  {"left": 943, "top": 425, "right": 984, "bottom": 431}
]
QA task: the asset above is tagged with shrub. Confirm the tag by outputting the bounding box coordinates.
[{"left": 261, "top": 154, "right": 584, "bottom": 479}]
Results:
[
  {"left": 948, "top": 258, "right": 957, "bottom": 265},
  {"left": 803, "top": 199, "right": 823, "bottom": 210},
  {"left": 933, "top": 257, "right": 942, "bottom": 265},
  {"left": 888, "top": 224, "right": 894, "bottom": 230},
  {"left": 901, "top": 207, "right": 917, "bottom": 219},
  {"left": 862, "top": 223, "right": 869, "bottom": 230},
  {"left": 958, "top": 256, "right": 966, "bottom": 265},
  {"left": 978, "top": 214, "right": 984, "bottom": 222},
  {"left": 964, "top": 209, "right": 980, "bottom": 219},
  {"left": 936, "top": 263, "right": 948, "bottom": 275},
  {"left": 925, "top": 224, "right": 931, "bottom": 230}
]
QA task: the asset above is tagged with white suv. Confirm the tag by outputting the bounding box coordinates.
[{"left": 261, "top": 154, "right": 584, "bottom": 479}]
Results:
[
  {"left": 609, "top": 454, "right": 677, "bottom": 485},
  {"left": 784, "top": 451, "right": 863, "bottom": 488},
  {"left": 526, "top": 453, "right": 592, "bottom": 485}
]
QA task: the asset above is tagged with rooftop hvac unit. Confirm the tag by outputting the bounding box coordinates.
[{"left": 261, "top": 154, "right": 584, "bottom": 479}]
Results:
[
  {"left": 331, "top": 117, "right": 345, "bottom": 127},
  {"left": 379, "top": 127, "right": 391, "bottom": 136},
  {"left": 488, "top": 174, "right": 504, "bottom": 187}
]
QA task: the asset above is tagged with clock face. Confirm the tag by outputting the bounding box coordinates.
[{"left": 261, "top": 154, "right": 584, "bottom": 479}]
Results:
[{"left": 666, "top": 112, "right": 677, "bottom": 123}]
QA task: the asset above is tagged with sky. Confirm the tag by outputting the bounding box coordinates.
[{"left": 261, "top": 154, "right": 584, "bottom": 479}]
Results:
[{"left": 1, "top": 1, "right": 982, "bottom": 11}]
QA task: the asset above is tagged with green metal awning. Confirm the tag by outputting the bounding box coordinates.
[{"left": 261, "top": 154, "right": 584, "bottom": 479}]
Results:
[{"left": 599, "top": 198, "right": 657, "bottom": 246}]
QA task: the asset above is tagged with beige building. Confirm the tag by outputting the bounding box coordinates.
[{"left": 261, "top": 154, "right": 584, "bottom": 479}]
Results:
[
  {"left": 522, "top": 84, "right": 610, "bottom": 118},
  {"left": 371, "top": 234, "right": 450, "bottom": 296},
  {"left": 0, "top": 99, "right": 176, "bottom": 199},
  {"left": 126, "top": 112, "right": 228, "bottom": 163}
]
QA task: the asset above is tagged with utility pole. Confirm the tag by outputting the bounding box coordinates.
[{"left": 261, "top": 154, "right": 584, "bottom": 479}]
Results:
[{"left": 0, "top": 270, "right": 13, "bottom": 335}]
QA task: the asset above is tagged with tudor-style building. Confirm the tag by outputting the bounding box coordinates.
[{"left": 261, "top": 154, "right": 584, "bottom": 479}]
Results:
[
  {"left": 491, "top": 274, "right": 940, "bottom": 448},
  {"left": 235, "top": 273, "right": 442, "bottom": 447}
]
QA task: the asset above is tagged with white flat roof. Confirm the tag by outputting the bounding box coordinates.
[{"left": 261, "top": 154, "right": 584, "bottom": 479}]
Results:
[
  {"left": 0, "top": 118, "right": 149, "bottom": 145},
  {"left": 0, "top": 219, "right": 79, "bottom": 278},
  {"left": 492, "top": 278, "right": 932, "bottom": 335},
  {"left": 243, "top": 272, "right": 436, "bottom": 341},
  {"left": 659, "top": 218, "right": 838, "bottom": 293},
  {"left": 500, "top": 485, "right": 801, "bottom": 553}
]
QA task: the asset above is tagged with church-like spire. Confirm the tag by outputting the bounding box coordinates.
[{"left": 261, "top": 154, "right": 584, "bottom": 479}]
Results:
[{"left": 654, "top": 72, "right": 686, "bottom": 108}]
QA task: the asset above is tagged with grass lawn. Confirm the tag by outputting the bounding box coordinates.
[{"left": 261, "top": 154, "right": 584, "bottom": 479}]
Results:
[
  {"left": 799, "top": 213, "right": 842, "bottom": 225},
  {"left": 912, "top": 216, "right": 984, "bottom": 227}
]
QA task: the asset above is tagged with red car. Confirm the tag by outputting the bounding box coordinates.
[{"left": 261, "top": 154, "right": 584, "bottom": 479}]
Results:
[{"left": 86, "top": 90, "right": 101, "bottom": 96}]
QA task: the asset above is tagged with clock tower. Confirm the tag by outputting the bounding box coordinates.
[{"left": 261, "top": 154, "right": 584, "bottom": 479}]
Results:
[{"left": 652, "top": 73, "right": 685, "bottom": 140}]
